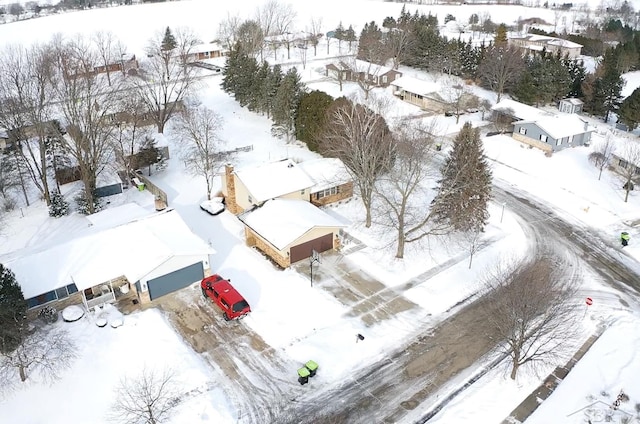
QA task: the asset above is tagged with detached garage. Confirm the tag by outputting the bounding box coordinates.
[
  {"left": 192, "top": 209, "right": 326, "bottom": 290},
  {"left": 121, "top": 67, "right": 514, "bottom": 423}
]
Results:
[{"left": 239, "top": 199, "right": 345, "bottom": 268}]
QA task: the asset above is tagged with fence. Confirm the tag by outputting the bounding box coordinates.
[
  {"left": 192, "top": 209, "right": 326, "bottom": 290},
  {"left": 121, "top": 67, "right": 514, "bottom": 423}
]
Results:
[{"left": 134, "top": 173, "right": 168, "bottom": 207}]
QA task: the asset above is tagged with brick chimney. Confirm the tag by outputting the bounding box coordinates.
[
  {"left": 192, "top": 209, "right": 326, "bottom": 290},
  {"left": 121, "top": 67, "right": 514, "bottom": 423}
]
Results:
[{"left": 224, "top": 164, "right": 239, "bottom": 214}]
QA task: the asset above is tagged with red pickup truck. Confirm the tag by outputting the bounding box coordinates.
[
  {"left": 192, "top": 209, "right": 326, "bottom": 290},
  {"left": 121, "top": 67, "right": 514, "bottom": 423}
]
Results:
[{"left": 200, "top": 275, "right": 251, "bottom": 321}]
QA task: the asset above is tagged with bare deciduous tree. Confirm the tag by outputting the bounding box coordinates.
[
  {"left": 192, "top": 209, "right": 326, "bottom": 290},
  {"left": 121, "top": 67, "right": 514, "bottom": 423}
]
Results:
[
  {"left": 110, "top": 94, "right": 153, "bottom": 178},
  {"left": 51, "top": 35, "right": 121, "bottom": 214},
  {"left": 93, "top": 31, "right": 126, "bottom": 86},
  {"left": 0, "top": 327, "right": 77, "bottom": 386},
  {"left": 319, "top": 97, "right": 394, "bottom": 228},
  {"left": 616, "top": 141, "right": 640, "bottom": 202},
  {"left": 110, "top": 367, "right": 178, "bottom": 424},
  {"left": 172, "top": 105, "right": 228, "bottom": 199},
  {"left": 134, "top": 27, "right": 200, "bottom": 134},
  {"left": 479, "top": 257, "right": 579, "bottom": 380},
  {"left": 217, "top": 13, "right": 242, "bottom": 52},
  {"left": 386, "top": 25, "right": 414, "bottom": 70},
  {"left": 441, "top": 77, "right": 477, "bottom": 124},
  {"left": 306, "top": 16, "right": 323, "bottom": 56},
  {"left": 0, "top": 43, "right": 56, "bottom": 205},
  {"left": 588, "top": 133, "right": 615, "bottom": 180},
  {"left": 374, "top": 122, "right": 439, "bottom": 258},
  {"left": 478, "top": 46, "right": 524, "bottom": 103}
]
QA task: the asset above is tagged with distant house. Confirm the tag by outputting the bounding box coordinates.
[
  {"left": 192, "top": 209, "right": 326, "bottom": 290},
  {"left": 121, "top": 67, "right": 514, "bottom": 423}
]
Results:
[
  {"left": 1, "top": 209, "right": 215, "bottom": 313},
  {"left": 325, "top": 59, "right": 402, "bottom": 87},
  {"left": 508, "top": 34, "right": 583, "bottom": 59},
  {"left": 512, "top": 114, "right": 593, "bottom": 152},
  {"left": 239, "top": 199, "right": 345, "bottom": 267},
  {"left": 297, "top": 158, "right": 353, "bottom": 206},
  {"left": 558, "top": 98, "right": 584, "bottom": 114},
  {"left": 390, "top": 76, "right": 447, "bottom": 112},
  {"left": 188, "top": 42, "right": 228, "bottom": 62}
]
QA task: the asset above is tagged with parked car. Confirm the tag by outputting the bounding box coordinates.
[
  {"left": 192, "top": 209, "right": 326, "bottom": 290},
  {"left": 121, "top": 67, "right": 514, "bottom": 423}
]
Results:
[
  {"left": 200, "top": 197, "right": 225, "bottom": 215},
  {"left": 200, "top": 275, "right": 251, "bottom": 320}
]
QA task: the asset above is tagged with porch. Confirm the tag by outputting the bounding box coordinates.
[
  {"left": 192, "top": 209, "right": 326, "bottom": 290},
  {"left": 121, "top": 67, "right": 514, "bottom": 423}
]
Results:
[{"left": 82, "top": 276, "right": 135, "bottom": 311}]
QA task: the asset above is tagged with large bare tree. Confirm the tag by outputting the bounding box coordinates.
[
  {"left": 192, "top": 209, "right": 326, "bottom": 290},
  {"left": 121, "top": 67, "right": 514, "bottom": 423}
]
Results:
[
  {"left": 306, "top": 16, "right": 323, "bottom": 56},
  {"left": 0, "top": 43, "right": 56, "bottom": 205},
  {"left": 110, "top": 367, "right": 178, "bottom": 424},
  {"left": 0, "top": 327, "right": 77, "bottom": 386},
  {"left": 588, "top": 133, "right": 615, "bottom": 180},
  {"left": 255, "top": 0, "right": 297, "bottom": 59},
  {"left": 479, "top": 257, "right": 579, "bottom": 380},
  {"left": 134, "top": 26, "right": 200, "bottom": 134},
  {"left": 374, "top": 122, "right": 438, "bottom": 258},
  {"left": 51, "top": 35, "right": 121, "bottom": 214},
  {"left": 319, "top": 97, "right": 394, "bottom": 228},
  {"left": 478, "top": 46, "right": 524, "bottom": 103},
  {"left": 616, "top": 140, "right": 640, "bottom": 202},
  {"left": 217, "top": 13, "right": 242, "bottom": 52},
  {"left": 92, "top": 30, "right": 127, "bottom": 86},
  {"left": 172, "top": 105, "right": 228, "bottom": 200}
]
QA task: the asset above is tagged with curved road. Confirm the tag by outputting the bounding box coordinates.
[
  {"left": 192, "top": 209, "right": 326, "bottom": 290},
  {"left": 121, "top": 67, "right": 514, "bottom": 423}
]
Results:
[{"left": 282, "top": 181, "right": 640, "bottom": 424}]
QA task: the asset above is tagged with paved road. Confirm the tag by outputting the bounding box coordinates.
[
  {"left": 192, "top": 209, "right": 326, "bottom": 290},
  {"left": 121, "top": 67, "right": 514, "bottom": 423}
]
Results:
[{"left": 281, "top": 181, "right": 640, "bottom": 424}]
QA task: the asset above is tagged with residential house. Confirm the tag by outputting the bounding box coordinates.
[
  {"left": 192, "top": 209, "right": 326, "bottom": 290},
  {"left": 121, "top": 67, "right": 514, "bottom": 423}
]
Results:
[
  {"left": 610, "top": 139, "right": 640, "bottom": 182},
  {"left": 558, "top": 98, "right": 584, "bottom": 114},
  {"left": 390, "top": 76, "right": 447, "bottom": 113},
  {"left": 222, "top": 159, "right": 315, "bottom": 214},
  {"left": 2, "top": 208, "right": 214, "bottom": 313},
  {"left": 0, "top": 128, "right": 10, "bottom": 150},
  {"left": 223, "top": 158, "right": 354, "bottom": 266},
  {"left": 188, "top": 42, "right": 228, "bottom": 62},
  {"left": 512, "top": 114, "right": 593, "bottom": 152},
  {"left": 508, "top": 34, "right": 583, "bottom": 59},
  {"left": 239, "top": 199, "right": 345, "bottom": 267},
  {"left": 297, "top": 158, "right": 353, "bottom": 206},
  {"left": 325, "top": 59, "right": 402, "bottom": 88},
  {"left": 491, "top": 98, "right": 554, "bottom": 122}
]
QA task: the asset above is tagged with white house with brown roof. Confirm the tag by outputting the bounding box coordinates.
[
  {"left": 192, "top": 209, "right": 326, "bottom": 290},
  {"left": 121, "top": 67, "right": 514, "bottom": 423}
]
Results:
[
  {"left": 508, "top": 34, "right": 583, "bottom": 59},
  {"left": 239, "top": 199, "right": 345, "bottom": 267},
  {"left": 188, "top": 42, "right": 228, "bottom": 62}
]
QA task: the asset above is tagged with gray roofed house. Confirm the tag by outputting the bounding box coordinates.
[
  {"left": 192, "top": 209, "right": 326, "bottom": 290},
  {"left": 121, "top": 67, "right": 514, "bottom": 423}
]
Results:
[{"left": 512, "top": 114, "right": 593, "bottom": 153}]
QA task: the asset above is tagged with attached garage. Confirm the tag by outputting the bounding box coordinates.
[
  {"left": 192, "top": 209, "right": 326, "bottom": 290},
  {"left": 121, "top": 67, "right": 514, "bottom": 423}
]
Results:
[
  {"left": 290, "top": 234, "right": 333, "bottom": 263},
  {"left": 147, "top": 262, "right": 205, "bottom": 300},
  {"left": 239, "top": 199, "right": 345, "bottom": 268}
]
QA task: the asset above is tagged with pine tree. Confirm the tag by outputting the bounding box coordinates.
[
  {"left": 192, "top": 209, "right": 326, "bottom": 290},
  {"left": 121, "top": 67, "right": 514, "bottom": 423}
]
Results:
[
  {"left": 161, "top": 26, "right": 177, "bottom": 51},
  {"left": 271, "top": 68, "right": 305, "bottom": 141},
  {"left": 221, "top": 46, "right": 242, "bottom": 95},
  {"left": 262, "top": 64, "right": 283, "bottom": 119},
  {"left": 513, "top": 71, "right": 537, "bottom": 105},
  {"left": 0, "top": 263, "right": 27, "bottom": 354},
  {"left": 431, "top": 123, "right": 492, "bottom": 233},
  {"left": 618, "top": 87, "right": 640, "bottom": 130},
  {"left": 294, "top": 90, "right": 334, "bottom": 151},
  {"left": 494, "top": 23, "right": 508, "bottom": 46},
  {"left": 48, "top": 190, "right": 69, "bottom": 218}
]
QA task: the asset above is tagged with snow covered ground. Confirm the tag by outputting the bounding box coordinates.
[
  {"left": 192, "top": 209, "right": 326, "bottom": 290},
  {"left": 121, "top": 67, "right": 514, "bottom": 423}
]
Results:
[{"left": 1, "top": 1, "right": 640, "bottom": 424}]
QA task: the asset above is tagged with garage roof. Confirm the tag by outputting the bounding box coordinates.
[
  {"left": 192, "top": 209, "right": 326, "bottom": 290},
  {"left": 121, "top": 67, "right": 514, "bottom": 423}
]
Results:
[
  {"left": 3, "top": 209, "right": 214, "bottom": 299},
  {"left": 239, "top": 199, "right": 345, "bottom": 250}
]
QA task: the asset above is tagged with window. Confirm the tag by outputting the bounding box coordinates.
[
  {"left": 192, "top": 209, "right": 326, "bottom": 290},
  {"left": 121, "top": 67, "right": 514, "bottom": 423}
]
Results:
[
  {"left": 248, "top": 195, "right": 253, "bottom": 203},
  {"left": 540, "top": 134, "right": 548, "bottom": 143},
  {"left": 27, "top": 290, "right": 57, "bottom": 309},
  {"left": 316, "top": 186, "right": 338, "bottom": 199},
  {"left": 55, "top": 287, "right": 69, "bottom": 300},
  {"left": 67, "top": 283, "right": 78, "bottom": 294},
  {"left": 519, "top": 127, "right": 527, "bottom": 135},
  {"left": 556, "top": 138, "right": 562, "bottom": 146},
  {"left": 382, "top": 75, "right": 388, "bottom": 84}
]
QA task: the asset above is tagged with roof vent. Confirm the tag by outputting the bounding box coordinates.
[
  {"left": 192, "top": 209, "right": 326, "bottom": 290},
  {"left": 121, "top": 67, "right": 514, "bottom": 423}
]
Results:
[{"left": 287, "top": 163, "right": 294, "bottom": 168}]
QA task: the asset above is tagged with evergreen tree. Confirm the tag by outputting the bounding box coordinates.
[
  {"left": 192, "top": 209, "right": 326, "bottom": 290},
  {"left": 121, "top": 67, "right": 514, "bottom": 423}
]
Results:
[
  {"left": 48, "top": 190, "right": 69, "bottom": 218},
  {"left": 563, "top": 58, "right": 586, "bottom": 98},
  {"left": 234, "top": 54, "right": 259, "bottom": 107},
  {"left": 0, "top": 263, "right": 27, "bottom": 354},
  {"left": 161, "top": 26, "right": 177, "bottom": 51},
  {"left": 334, "top": 22, "right": 345, "bottom": 49},
  {"left": 221, "top": 46, "right": 242, "bottom": 95},
  {"left": 584, "top": 55, "right": 624, "bottom": 122},
  {"left": 271, "top": 67, "right": 305, "bottom": 141},
  {"left": 494, "top": 23, "right": 508, "bottom": 46},
  {"left": 262, "top": 64, "right": 283, "bottom": 119},
  {"left": 431, "top": 123, "right": 492, "bottom": 233},
  {"left": 618, "top": 87, "right": 640, "bottom": 130},
  {"left": 249, "top": 61, "right": 270, "bottom": 113},
  {"left": 513, "top": 71, "right": 537, "bottom": 105},
  {"left": 344, "top": 25, "right": 357, "bottom": 50},
  {"left": 294, "top": 90, "right": 334, "bottom": 151}
]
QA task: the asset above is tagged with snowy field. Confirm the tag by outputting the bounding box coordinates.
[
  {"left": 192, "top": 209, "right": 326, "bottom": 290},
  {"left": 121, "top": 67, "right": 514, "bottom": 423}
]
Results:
[{"left": 1, "top": 1, "right": 640, "bottom": 424}]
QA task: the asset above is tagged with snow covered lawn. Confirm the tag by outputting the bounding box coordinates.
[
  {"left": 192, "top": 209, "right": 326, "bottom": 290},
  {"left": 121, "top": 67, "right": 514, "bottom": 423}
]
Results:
[{"left": 0, "top": 309, "right": 234, "bottom": 424}]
